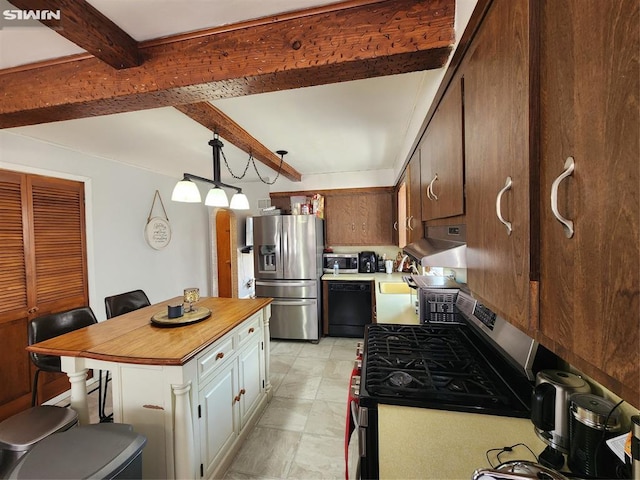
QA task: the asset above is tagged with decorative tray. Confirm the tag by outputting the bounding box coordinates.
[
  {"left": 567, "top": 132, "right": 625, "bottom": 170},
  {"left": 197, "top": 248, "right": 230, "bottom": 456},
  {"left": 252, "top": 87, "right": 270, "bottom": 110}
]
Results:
[{"left": 151, "top": 306, "right": 211, "bottom": 327}]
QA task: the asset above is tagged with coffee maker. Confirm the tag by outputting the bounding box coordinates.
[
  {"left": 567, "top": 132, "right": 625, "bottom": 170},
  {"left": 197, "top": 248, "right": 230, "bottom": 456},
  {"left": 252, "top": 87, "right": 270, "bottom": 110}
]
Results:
[
  {"left": 358, "top": 251, "right": 376, "bottom": 273},
  {"left": 531, "top": 370, "right": 591, "bottom": 469}
]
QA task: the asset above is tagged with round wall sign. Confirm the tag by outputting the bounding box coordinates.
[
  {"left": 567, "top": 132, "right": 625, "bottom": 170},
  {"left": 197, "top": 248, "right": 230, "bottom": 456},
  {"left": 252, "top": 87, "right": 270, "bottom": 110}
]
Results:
[{"left": 145, "top": 216, "right": 172, "bottom": 250}]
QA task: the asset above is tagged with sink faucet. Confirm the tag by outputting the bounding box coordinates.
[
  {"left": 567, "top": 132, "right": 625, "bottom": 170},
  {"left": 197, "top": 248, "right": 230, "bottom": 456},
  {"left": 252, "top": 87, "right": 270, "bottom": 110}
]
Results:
[
  {"left": 398, "top": 255, "right": 409, "bottom": 272},
  {"left": 398, "top": 255, "right": 420, "bottom": 274}
]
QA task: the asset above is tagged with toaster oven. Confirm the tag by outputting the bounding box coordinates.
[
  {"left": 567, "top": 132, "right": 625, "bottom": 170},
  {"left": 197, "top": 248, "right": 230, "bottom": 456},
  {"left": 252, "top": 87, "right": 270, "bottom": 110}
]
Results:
[{"left": 323, "top": 253, "right": 358, "bottom": 273}]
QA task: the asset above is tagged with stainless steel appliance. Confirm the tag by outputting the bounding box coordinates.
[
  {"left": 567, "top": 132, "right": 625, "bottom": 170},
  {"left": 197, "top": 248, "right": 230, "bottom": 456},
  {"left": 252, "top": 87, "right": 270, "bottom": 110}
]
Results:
[
  {"left": 349, "top": 289, "right": 558, "bottom": 479},
  {"left": 531, "top": 370, "right": 591, "bottom": 469},
  {"left": 253, "top": 215, "right": 324, "bottom": 340},
  {"left": 472, "top": 460, "right": 570, "bottom": 480},
  {"left": 323, "top": 253, "right": 358, "bottom": 274},
  {"left": 568, "top": 393, "right": 622, "bottom": 477},
  {"left": 358, "top": 251, "right": 376, "bottom": 273},
  {"left": 327, "top": 281, "right": 372, "bottom": 337}
]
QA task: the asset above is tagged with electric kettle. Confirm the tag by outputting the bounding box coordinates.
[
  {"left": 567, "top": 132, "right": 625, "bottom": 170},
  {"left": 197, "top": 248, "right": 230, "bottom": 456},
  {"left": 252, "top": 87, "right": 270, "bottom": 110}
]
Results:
[{"left": 531, "top": 370, "right": 591, "bottom": 469}]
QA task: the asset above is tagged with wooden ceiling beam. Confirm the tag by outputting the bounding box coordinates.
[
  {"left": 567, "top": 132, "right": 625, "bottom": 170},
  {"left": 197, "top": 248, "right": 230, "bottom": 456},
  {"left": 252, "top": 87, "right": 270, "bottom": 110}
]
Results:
[
  {"left": 175, "top": 103, "right": 302, "bottom": 182},
  {"left": 7, "top": 0, "right": 140, "bottom": 69},
  {"left": 0, "top": 0, "right": 454, "bottom": 128}
]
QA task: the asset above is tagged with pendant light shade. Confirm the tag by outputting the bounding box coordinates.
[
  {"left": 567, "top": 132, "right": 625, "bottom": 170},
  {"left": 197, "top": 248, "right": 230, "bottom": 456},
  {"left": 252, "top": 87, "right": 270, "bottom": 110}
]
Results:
[
  {"left": 171, "top": 178, "right": 201, "bottom": 202},
  {"left": 172, "top": 133, "right": 281, "bottom": 211},
  {"left": 229, "top": 192, "right": 250, "bottom": 210},
  {"left": 205, "top": 187, "right": 229, "bottom": 207}
]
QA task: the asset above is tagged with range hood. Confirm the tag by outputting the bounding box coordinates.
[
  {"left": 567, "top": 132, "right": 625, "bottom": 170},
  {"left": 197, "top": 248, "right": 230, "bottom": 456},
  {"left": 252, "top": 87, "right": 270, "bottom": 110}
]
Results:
[{"left": 403, "top": 225, "right": 467, "bottom": 268}]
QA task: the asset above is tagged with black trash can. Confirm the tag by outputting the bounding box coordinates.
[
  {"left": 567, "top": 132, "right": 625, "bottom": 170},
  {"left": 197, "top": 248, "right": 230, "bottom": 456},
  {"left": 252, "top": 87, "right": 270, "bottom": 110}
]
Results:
[{"left": 7, "top": 423, "right": 146, "bottom": 479}]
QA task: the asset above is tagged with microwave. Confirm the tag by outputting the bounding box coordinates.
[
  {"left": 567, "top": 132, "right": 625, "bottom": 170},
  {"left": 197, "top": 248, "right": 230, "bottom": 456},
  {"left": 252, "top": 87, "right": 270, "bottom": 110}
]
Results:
[{"left": 323, "top": 253, "right": 358, "bottom": 273}]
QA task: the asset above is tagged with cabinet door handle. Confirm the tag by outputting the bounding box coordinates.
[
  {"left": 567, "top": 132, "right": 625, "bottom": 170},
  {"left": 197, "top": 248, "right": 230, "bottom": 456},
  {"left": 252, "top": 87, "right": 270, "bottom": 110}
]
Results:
[
  {"left": 550, "top": 157, "right": 575, "bottom": 238},
  {"left": 393, "top": 221, "right": 398, "bottom": 231},
  {"left": 240, "top": 388, "right": 246, "bottom": 396},
  {"left": 495, "top": 176, "right": 513, "bottom": 235},
  {"left": 215, "top": 352, "right": 224, "bottom": 360},
  {"left": 406, "top": 216, "right": 414, "bottom": 231},
  {"left": 233, "top": 394, "right": 241, "bottom": 404},
  {"left": 428, "top": 174, "right": 439, "bottom": 201},
  {"left": 27, "top": 306, "right": 39, "bottom": 314},
  {"left": 248, "top": 327, "right": 255, "bottom": 334}
]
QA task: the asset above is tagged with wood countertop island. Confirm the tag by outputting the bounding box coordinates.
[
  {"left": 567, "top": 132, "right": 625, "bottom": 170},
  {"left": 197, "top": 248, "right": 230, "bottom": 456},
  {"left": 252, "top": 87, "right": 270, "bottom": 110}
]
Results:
[
  {"left": 27, "top": 296, "right": 273, "bottom": 480},
  {"left": 27, "top": 296, "right": 272, "bottom": 365}
]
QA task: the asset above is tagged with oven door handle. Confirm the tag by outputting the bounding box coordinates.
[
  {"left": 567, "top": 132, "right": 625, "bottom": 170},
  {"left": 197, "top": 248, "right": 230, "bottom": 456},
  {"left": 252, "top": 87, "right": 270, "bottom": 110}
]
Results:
[
  {"left": 350, "top": 400, "right": 359, "bottom": 429},
  {"left": 403, "top": 275, "right": 419, "bottom": 290}
]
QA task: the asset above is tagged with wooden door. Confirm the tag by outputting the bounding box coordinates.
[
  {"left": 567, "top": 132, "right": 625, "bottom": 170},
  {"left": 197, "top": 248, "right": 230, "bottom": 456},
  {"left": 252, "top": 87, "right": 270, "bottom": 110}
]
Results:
[
  {"left": 421, "top": 77, "right": 465, "bottom": 221},
  {"left": 216, "top": 210, "right": 233, "bottom": 298},
  {"left": 538, "top": 0, "right": 639, "bottom": 404},
  {"left": 463, "top": 0, "right": 533, "bottom": 332},
  {"left": 0, "top": 170, "right": 88, "bottom": 420}
]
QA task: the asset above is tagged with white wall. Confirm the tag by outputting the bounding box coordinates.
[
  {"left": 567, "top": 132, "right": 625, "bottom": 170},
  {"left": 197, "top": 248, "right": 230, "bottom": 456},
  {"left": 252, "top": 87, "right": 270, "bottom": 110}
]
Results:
[{"left": 0, "top": 131, "right": 211, "bottom": 321}]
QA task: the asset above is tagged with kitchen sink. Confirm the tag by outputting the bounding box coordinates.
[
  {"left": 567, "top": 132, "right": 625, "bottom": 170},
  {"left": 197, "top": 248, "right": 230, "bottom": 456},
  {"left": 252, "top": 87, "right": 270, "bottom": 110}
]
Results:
[{"left": 378, "top": 282, "right": 411, "bottom": 294}]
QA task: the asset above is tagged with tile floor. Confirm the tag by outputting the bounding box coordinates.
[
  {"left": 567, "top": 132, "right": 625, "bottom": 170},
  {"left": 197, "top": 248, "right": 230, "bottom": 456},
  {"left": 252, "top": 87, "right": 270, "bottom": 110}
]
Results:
[
  {"left": 54, "top": 336, "right": 359, "bottom": 479},
  {"left": 223, "top": 336, "right": 359, "bottom": 480}
]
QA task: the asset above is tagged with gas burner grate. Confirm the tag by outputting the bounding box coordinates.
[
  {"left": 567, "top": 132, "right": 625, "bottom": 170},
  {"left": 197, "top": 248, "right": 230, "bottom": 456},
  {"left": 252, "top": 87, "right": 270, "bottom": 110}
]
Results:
[{"left": 363, "top": 324, "right": 515, "bottom": 408}]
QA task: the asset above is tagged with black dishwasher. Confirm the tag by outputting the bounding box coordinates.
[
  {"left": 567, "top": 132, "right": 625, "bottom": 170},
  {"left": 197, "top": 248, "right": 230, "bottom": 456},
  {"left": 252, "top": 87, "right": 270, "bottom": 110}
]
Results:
[{"left": 327, "top": 281, "right": 372, "bottom": 337}]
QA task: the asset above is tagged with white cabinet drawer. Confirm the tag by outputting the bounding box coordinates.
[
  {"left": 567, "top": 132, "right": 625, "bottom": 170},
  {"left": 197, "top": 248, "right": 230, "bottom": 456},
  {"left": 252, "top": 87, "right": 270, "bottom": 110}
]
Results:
[
  {"left": 198, "top": 336, "right": 235, "bottom": 382},
  {"left": 237, "top": 312, "right": 262, "bottom": 349}
]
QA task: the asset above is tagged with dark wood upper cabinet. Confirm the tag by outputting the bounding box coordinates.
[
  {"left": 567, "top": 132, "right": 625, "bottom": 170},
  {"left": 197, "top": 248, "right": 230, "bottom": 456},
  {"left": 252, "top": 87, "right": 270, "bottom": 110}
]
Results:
[
  {"left": 324, "top": 189, "right": 394, "bottom": 246},
  {"left": 407, "top": 150, "right": 422, "bottom": 244},
  {"left": 462, "top": 0, "right": 533, "bottom": 333},
  {"left": 537, "top": 0, "right": 639, "bottom": 405},
  {"left": 421, "top": 76, "right": 465, "bottom": 221}
]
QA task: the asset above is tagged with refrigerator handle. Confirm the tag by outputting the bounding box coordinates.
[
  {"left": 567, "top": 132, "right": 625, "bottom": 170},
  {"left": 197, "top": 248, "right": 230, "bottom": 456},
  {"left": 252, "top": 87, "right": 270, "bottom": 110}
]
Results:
[
  {"left": 255, "top": 280, "right": 315, "bottom": 287},
  {"left": 282, "top": 230, "right": 288, "bottom": 275}
]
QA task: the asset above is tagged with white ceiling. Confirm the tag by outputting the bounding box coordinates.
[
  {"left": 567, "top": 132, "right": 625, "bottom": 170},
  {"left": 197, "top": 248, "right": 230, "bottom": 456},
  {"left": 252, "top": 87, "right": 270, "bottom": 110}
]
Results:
[{"left": 0, "top": 0, "right": 477, "bottom": 187}]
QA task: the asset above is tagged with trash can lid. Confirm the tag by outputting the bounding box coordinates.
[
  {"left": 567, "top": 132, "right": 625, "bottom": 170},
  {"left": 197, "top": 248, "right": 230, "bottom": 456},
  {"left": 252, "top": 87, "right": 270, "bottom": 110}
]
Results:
[
  {"left": 0, "top": 406, "right": 78, "bottom": 452},
  {"left": 8, "top": 423, "right": 146, "bottom": 480}
]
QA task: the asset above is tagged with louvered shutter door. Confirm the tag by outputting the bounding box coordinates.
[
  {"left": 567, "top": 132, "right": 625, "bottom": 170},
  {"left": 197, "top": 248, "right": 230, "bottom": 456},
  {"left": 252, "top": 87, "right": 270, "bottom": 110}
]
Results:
[
  {"left": 0, "top": 171, "right": 31, "bottom": 407},
  {"left": 0, "top": 172, "right": 28, "bottom": 314},
  {"left": 29, "top": 176, "right": 88, "bottom": 309},
  {"left": 0, "top": 171, "right": 88, "bottom": 418}
]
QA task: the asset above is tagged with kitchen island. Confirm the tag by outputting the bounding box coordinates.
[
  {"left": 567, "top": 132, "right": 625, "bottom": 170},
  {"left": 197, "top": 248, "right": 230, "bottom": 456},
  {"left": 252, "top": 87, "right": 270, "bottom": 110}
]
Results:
[{"left": 27, "top": 296, "right": 272, "bottom": 480}]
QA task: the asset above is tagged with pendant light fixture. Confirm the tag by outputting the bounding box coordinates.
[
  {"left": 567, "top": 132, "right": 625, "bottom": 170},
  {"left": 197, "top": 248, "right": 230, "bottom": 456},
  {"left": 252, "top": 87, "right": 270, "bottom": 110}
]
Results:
[{"left": 171, "top": 134, "right": 250, "bottom": 210}]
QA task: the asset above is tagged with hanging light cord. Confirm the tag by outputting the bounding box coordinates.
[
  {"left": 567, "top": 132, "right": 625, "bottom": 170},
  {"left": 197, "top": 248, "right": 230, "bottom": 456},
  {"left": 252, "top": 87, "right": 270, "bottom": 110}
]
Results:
[{"left": 220, "top": 147, "right": 285, "bottom": 185}]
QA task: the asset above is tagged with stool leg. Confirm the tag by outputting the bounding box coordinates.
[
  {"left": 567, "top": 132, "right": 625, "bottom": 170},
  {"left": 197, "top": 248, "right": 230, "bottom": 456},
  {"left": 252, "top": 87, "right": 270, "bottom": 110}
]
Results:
[
  {"left": 31, "top": 369, "right": 41, "bottom": 407},
  {"left": 102, "top": 370, "right": 110, "bottom": 422},
  {"left": 98, "top": 370, "right": 104, "bottom": 420}
]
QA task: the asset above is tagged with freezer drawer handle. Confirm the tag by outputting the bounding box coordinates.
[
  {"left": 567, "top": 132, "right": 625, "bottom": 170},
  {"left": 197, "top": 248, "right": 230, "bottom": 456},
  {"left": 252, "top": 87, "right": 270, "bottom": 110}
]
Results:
[{"left": 272, "top": 299, "right": 316, "bottom": 306}]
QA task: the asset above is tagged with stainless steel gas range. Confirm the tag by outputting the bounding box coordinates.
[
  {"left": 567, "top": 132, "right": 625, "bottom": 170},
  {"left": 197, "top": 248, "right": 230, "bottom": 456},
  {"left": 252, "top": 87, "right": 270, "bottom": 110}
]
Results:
[{"left": 347, "top": 288, "right": 557, "bottom": 479}]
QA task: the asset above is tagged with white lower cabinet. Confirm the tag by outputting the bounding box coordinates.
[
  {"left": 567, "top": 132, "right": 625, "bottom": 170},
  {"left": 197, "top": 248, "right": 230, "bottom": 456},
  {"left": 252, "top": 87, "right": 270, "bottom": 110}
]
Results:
[
  {"left": 238, "top": 337, "right": 263, "bottom": 429},
  {"left": 199, "top": 360, "right": 238, "bottom": 478},
  {"left": 196, "top": 317, "right": 266, "bottom": 479}
]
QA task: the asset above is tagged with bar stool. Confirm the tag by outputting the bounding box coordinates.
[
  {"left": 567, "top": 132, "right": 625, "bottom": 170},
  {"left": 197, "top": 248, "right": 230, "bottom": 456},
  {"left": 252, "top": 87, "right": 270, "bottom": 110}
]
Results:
[
  {"left": 0, "top": 406, "right": 78, "bottom": 478},
  {"left": 28, "top": 307, "right": 99, "bottom": 408},
  {"left": 101, "top": 290, "right": 151, "bottom": 421}
]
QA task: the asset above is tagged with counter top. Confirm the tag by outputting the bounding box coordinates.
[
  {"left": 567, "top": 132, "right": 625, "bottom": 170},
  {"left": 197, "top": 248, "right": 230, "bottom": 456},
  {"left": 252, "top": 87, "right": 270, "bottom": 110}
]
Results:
[
  {"left": 26, "top": 296, "right": 272, "bottom": 366},
  {"left": 379, "top": 405, "right": 547, "bottom": 479},
  {"left": 321, "top": 272, "right": 408, "bottom": 282}
]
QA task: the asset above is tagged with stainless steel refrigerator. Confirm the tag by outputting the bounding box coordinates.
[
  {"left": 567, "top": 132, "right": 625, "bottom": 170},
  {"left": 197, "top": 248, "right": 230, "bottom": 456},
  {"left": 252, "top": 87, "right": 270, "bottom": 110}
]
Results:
[{"left": 252, "top": 215, "right": 324, "bottom": 340}]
